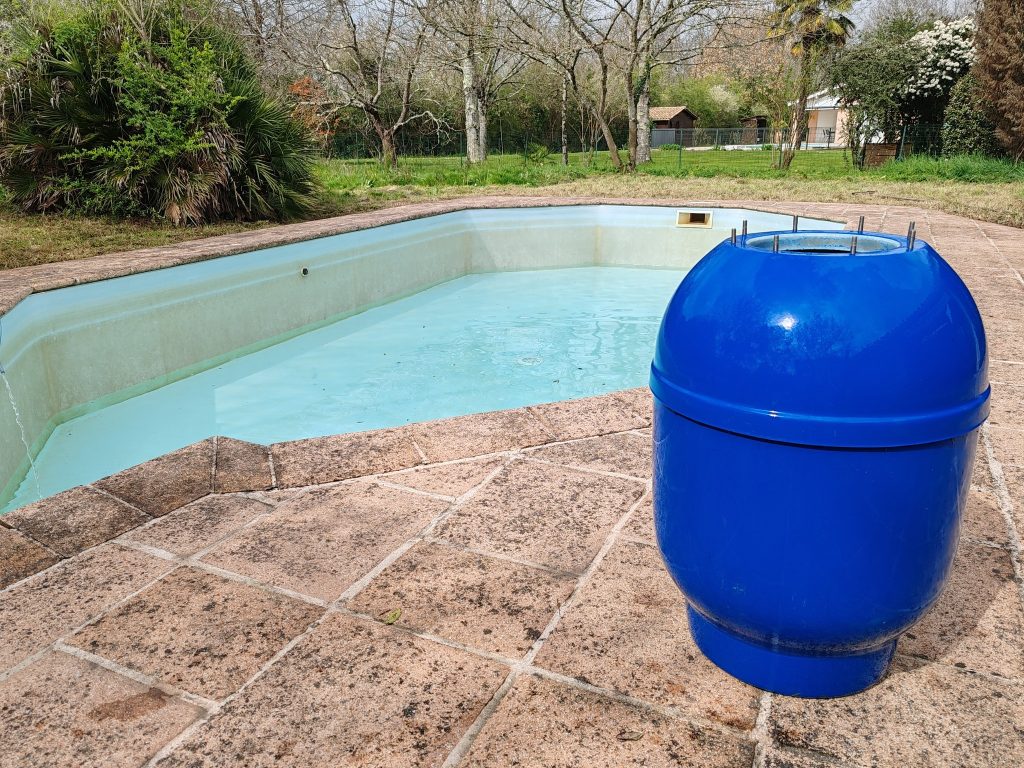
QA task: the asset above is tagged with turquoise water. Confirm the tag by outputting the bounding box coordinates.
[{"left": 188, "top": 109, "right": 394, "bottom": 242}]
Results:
[{"left": 5, "top": 266, "right": 684, "bottom": 510}]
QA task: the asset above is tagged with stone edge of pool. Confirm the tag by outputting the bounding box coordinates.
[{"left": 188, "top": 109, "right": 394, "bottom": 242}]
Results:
[
  {"left": 0, "top": 195, "right": 849, "bottom": 316},
  {"left": 0, "top": 388, "right": 651, "bottom": 589}
]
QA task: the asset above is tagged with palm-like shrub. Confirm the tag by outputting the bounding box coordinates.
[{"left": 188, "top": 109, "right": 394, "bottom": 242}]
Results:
[{"left": 0, "top": 1, "right": 318, "bottom": 223}]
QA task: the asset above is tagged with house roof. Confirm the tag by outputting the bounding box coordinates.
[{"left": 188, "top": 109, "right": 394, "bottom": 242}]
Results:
[
  {"left": 791, "top": 89, "right": 842, "bottom": 111},
  {"left": 650, "top": 106, "right": 697, "bottom": 122}
]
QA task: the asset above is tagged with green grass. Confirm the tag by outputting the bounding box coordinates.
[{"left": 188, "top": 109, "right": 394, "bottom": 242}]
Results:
[
  {"left": 869, "top": 154, "right": 1024, "bottom": 183},
  {"left": 316, "top": 148, "right": 1022, "bottom": 197},
  {"left": 2, "top": 149, "right": 1021, "bottom": 268},
  {"left": 315, "top": 147, "right": 857, "bottom": 192}
]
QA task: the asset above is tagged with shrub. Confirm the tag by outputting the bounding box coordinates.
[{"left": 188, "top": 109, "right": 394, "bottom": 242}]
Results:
[
  {"left": 0, "top": 0, "right": 318, "bottom": 223},
  {"left": 975, "top": 0, "right": 1024, "bottom": 161},
  {"left": 657, "top": 143, "right": 680, "bottom": 151},
  {"left": 524, "top": 142, "right": 551, "bottom": 163},
  {"left": 905, "top": 18, "right": 976, "bottom": 102},
  {"left": 942, "top": 74, "right": 1000, "bottom": 157}
]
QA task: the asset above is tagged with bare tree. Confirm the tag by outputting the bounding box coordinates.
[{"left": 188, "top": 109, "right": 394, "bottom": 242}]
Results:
[
  {"left": 511, "top": 0, "right": 627, "bottom": 169},
  {"left": 288, "top": 0, "right": 436, "bottom": 167},
  {"left": 416, "top": 0, "right": 527, "bottom": 163},
  {"left": 511, "top": 0, "right": 748, "bottom": 171},
  {"left": 612, "top": 0, "right": 729, "bottom": 167}
]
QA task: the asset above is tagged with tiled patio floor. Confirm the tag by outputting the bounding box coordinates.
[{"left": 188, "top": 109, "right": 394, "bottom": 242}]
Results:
[{"left": 1, "top": 200, "right": 1023, "bottom": 767}]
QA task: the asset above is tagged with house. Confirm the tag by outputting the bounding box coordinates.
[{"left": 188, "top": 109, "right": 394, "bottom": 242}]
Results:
[
  {"left": 650, "top": 106, "right": 698, "bottom": 147},
  {"left": 803, "top": 90, "right": 849, "bottom": 146}
]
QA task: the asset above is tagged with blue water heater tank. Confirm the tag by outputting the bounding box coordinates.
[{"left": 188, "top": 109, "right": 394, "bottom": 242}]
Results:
[{"left": 650, "top": 228, "right": 989, "bottom": 697}]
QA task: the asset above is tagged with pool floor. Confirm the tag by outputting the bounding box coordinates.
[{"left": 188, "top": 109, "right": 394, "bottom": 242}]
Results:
[{"left": 4, "top": 266, "right": 685, "bottom": 510}]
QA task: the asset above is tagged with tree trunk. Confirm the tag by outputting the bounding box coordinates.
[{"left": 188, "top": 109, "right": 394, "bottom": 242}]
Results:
[
  {"left": 636, "top": 80, "right": 652, "bottom": 164},
  {"left": 477, "top": 95, "right": 488, "bottom": 161},
  {"left": 597, "top": 114, "right": 623, "bottom": 170},
  {"left": 378, "top": 125, "right": 398, "bottom": 169},
  {"left": 382, "top": 132, "right": 398, "bottom": 168},
  {"left": 561, "top": 73, "right": 569, "bottom": 166},
  {"left": 782, "top": 66, "right": 811, "bottom": 169},
  {"left": 625, "top": 72, "right": 638, "bottom": 171},
  {"left": 463, "top": 55, "right": 483, "bottom": 164}
]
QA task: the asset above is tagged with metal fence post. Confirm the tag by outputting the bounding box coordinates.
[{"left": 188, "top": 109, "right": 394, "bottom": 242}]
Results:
[{"left": 678, "top": 136, "right": 683, "bottom": 171}]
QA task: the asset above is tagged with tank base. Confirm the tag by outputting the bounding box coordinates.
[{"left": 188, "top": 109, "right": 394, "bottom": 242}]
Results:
[{"left": 687, "top": 606, "right": 896, "bottom": 698}]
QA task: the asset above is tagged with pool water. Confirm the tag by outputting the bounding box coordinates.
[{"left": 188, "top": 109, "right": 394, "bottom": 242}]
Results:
[{"left": 5, "top": 266, "right": 684, "bottom": 510}]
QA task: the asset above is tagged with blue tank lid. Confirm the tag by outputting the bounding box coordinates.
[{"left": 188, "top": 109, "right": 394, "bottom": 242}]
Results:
[{"left": 650, "top": 230, "right": 989, "bottom": 448}]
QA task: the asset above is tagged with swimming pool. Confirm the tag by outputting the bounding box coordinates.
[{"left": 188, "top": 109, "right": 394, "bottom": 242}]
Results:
[{"left": 0, "top": 205, "right": 844, "bottom": 510}]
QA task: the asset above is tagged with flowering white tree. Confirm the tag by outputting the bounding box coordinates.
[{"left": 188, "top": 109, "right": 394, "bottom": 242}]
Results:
[{"left": 905, "top": 17, "right": 975, "bottom": 99}]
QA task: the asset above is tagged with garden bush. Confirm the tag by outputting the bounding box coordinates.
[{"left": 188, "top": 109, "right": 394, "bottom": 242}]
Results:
[
  {"left": 0, "top": 0, "right": 318, "bottom": 223},
  {"left": 942, "top": 74, "right": 1000, "bottom": 157}
]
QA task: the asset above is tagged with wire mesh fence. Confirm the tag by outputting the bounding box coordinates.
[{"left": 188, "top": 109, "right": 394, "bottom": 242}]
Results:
[{"left": 321, "top": 124, "right": 946, "bottom": 179}]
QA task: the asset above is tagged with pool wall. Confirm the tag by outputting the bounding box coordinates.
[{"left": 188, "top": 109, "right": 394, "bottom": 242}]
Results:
[{"left": 0, "top": 205, "right": 844, "bottom": 505}]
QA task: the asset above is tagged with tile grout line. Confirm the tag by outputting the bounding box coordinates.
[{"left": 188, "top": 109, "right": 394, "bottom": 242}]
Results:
[
  {"left": 981, "top": 423, "right": 1024, "bottom": 612},
  {"left": 142, "top": 444, "right": 520, "bottom": 767},
  {"left": 370, "top": 477, "right": 456, "bottom": 502},
  {"left": 420, "top": 535, "right": 581, "bottom": 579},
  {"left": 114, "top": 539, "right": 330, "bottom": 609},
  {"left": 893, "top": 650, "right": 1024, "bottom": 688},
  {"left": 527, "top": 409, "right": 560, "bottom": 442},
  {"left": 89, "top": 483, "right": 154, "bottom": 521},
  {"left": 113, "top": 497, "right": 274, "bottom": 546},
  {"left": 750, "top": 691, "right": 775, "bottom": 768},
  {"left": 438, "top": 481, "right": 653, "bottom": 767},
  {"left": 210, "top": 436, "right": 219, "bottom": 492},
  {"left": 439, "top": 671, "right": 521, "bottom": 768},
  {"left": 333, "top": 601, "right": 760, "bottom": 744},
  {"left": 58, "top": 549, "right": 181, "bottom": 639},
  {"left": 410, "top": 438, "right": 429, "bottom": 464},
  {"left": 139, "top": 603, "right": 336, "bottom": 768},
  {"left": 54, "top": 641, "right": 219, "bottom": 712},
  {"left": 530, "top": 483, "right": 651, "bottom": 662},
  {"left": 0, "top": 548, "right": 182, "bottom": 684},
  {"left": 332, "top": 605, "right": 519, "bottom": 667},
  {"left": 384, "top": 448, "right": 515, "bottom": 474},
  {"left": 521, "top": 665, "right": 678, "bottom": 720},
  {"left": 266, "top": 446, "right": 278, "bottom": 489},
  {"left": 0, "top": 486, "right": 281, "bottom": 597},
  {"left": 519, "top": 663, "right": 767, "bottom": 743},
  {"left": 974, "top": 218, "right": 1024, "bottom": 286},
  {"left": 188, "top": 560, "right": 331, "bottom": 608},
  {"left": 1, "top": 519, "right": 65, "bottom": 562},
  {"left": 0, "top": 647, "right": 51, "bottom": 685},
  {"left": 223, "top": 418, "right": 652, "bottom": 499},
  {"left": 519, "top": 454, "right": 649, "bottom": 484},
  {"left": 332, "top": 456, "right": 513, "bottom": 606}
]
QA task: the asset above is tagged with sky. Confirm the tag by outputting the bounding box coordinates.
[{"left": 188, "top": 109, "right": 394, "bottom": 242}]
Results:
[{"left": 848, "top": 0, "right": 978, "bottom": 27}]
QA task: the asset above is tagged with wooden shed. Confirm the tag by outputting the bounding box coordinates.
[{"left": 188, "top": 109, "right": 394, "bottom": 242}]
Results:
[{"left": 650, "top": 106, "right": 698, "bottom": 131}]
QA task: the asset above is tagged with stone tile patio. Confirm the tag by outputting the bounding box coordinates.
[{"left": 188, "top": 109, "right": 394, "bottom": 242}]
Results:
[{"left": 1, "top": 199, "right": 1023, "bottom": 767}]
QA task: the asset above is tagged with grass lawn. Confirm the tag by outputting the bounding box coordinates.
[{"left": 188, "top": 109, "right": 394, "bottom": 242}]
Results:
[{"left": 2, "top": 149, "right": 1022, "bottom": 269}]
